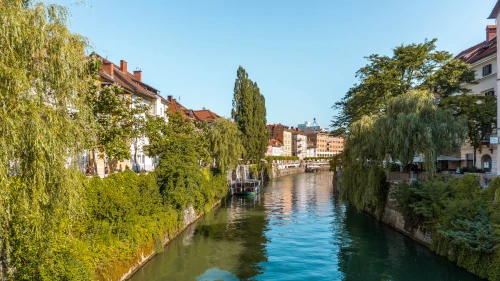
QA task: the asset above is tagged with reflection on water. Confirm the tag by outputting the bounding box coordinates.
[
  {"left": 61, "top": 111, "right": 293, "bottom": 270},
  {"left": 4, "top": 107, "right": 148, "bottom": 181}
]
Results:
[{"left": 129, "top": 172, "right": 481, "bottom": 281}]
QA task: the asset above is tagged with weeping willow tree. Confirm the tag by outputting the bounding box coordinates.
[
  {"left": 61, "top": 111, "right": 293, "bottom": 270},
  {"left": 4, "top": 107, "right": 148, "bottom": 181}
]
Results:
[
  {"left": 207, "top": 118, "right": 245, "bottom": 174},
  {"left": 0, "top": 1, "right": 97, "bottom": 279},
  {"left": 338, "top": 90, "right": 467, "bottom": 211}
]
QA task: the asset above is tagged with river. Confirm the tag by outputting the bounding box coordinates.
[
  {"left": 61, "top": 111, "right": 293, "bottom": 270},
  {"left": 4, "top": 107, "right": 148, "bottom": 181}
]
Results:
[{"left": 129, "top": 172, "right": 482, "bottom": 281}]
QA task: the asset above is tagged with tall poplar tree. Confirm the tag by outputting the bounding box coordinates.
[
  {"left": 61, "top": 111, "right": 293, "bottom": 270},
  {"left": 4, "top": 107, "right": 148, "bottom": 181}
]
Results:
[{"left": 232, "top": 66, "right": 268, "bottom": 162}]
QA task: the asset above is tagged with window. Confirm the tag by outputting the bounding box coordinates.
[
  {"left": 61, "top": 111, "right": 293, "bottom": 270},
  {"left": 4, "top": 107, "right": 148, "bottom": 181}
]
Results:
[
  {"left": 466, "top": 154, "right": 473, "bottom": 168},
  {"left": 483, "top": 64, "right": 493, "bottom": 76},
  {"left": 485, "top": 90, "right": 495, "bottom": 97}
]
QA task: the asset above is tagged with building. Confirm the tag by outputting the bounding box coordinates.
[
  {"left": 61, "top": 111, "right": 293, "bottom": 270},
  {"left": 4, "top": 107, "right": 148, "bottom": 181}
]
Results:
[
  {"left": 456, "top": 25, "right": 498, "bottom": 172},
  {"left": 266, "top": 138, "right": 284, "bottom": 156},
  {"left": 267, "top": 124, "right": 292, "bottom": 156},
  {"left": 94, "top": 55, "right": 169, "bottom": 174},
  {"left": 168, "top": 96, "right": 221, "bottom": 123},
  {"left": 306, "top": 141, "right": 317, "bottom": 158},
  {"left": 303, "top": 128, "right": 344, "bottom": 157},
  {"left": 298, "top": 119, "right": 324, "bottom": 132},
  {"left": 489, "top": 1, "right": 500, "bottom": 175},
  {"left": 291, "top": 127, "right": 307, "bottom": 159}
]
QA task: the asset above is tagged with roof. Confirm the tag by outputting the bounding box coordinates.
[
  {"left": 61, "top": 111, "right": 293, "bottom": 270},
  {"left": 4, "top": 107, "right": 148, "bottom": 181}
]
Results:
[
  {"left": 489, "top": 1, "right": 500, "bottom": 19},
  {"left": 455, "top": 36, "right": 497, "bottom": 64},
  {"left": 268, "top": 138, "right": 283, "bottom": 147},
  {"left": 291, "top": 128, "right": 307, "bottom": 135},
  {"left": 95, "top": 54, "right": 163, "bottom": 101},
  {"left": 168, "top": 98, "right": 194, "bottom": 120},
  {"left": 193, "top": 109, "right": 221, "bottom": 122},
  {"left": 167, "top": 97, "right": 221, "bottom": 122}
]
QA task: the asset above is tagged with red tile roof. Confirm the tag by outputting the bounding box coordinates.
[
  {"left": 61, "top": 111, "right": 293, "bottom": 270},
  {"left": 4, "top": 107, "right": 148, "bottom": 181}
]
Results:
[
  {"left": 95, "top": 53, "right": 163, "bottom": 101},
  {"left": 456, "top": 36, "right": 497, "bottom": 64},
  {"left": 291, "top": 127, "right": 307, "bottom": 135},
  {"left": 269, "top": 138, "right": 283, "bottom": 147},
  {"left": 168, "top": 97, "right": 194, "bottom": 120},
  {"left": 193, "top": 109, "right": 221, "bottom": 122},
  {"left": 167, "top": 97, "right": 221, "bottom": 122}
]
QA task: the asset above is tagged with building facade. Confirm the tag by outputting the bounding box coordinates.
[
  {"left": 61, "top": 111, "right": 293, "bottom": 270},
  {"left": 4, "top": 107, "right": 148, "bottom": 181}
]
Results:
[
  {"left": 456, "top": 25, "right": 498, "bottom": 173},
  {"left": 267, "top": 124, "right": 292, "bottom": 156},
  {"left": 291, "top": 128, "right": 307, "bottom": 159},
  {"left": 90, "top": 55, "right": 169, "bottom": 175},
  {"left": 304, "top": 128, "right": 345, "bottom": 157},
  {"left": 491, "top": 1, "right": 500, "bottom": 175},
  {"left": 266, "top": 138, "right": 284, "bottom": 156}
]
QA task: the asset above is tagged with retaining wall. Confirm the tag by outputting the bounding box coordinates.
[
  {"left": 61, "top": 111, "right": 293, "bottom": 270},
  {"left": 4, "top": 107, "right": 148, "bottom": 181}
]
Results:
[{"left": 120, "top": 202, "right": 220, "bottom": 281}]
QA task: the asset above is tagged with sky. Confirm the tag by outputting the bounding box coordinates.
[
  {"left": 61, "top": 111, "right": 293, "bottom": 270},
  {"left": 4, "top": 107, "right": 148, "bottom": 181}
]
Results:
[{"left": 54, "top": 0, "right": 497, "bottom": 129}]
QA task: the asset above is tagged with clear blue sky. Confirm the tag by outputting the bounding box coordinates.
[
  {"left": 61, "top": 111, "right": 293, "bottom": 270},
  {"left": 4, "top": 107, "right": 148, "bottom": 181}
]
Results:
[{"left": 56, "top": 0, "right": 497, "bottom": 129}]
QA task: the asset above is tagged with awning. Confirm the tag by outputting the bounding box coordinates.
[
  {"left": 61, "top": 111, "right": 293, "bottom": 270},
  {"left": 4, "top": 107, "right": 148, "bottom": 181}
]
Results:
[
  {"left": 412, "top": 156, "right": 424, "bottom": 163},
  {"left": 437, "top": 156, "right": 463, "bottom": 161}
]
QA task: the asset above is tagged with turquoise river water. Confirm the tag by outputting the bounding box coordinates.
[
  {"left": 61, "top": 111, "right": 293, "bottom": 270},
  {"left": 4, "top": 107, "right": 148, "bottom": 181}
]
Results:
[{"left": 129, "top": 172, "right": 482, "bottom": 281}]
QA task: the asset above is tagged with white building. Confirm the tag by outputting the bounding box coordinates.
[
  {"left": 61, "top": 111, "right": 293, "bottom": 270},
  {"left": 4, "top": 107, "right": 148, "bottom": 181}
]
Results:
[
  {"left": 456, "top": 25, "right": 498, "bottom": 173},
  {"left": 96, "top": 55, "right": 169, "bottom": 175},
  {"left": 266, "top": 139, "right": 284, "bottom": 156},
  {"left": 291, "top": 128, "right": 307, "bottom": 159}
]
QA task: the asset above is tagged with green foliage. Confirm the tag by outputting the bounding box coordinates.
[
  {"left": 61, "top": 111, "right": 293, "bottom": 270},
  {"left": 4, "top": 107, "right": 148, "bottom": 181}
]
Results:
[
  {"left": 336, "top": 90, "right": 465, "bottom": 212},
  {"left": 145, "top": 112, "right": 228, "bottom": 212},
  {"left": 265, "top": 156, "right": 299, "bottom": 162},
  {"left": 441, "top": 94, "right": 497, "bottom": 168},
  {"left": 392, "top": 179, "right": 452, "bottom": 229},
  {"left": 129, "top": 98, "right": 152, "bottom": 172},
  {"left": 304, "top": 157, "right": 333, "bottom": 161},
  {"left": 0, "top": 1, "right": 233, "bottom": 280},
  {"left": 232, "top": 66, "right": 268, "bottom": 161},
  {"left": 0, "top": 1, "right": 98, "bottom": 279},
  {"left": 393, "top": 175, "right": 500, "bottom": 280},
  {"left": 460, "top": 167, "right": 485, "bottom": 174},
  {"left": 88, "top": 83, "right": 132, "bottom": 171},
  {"left": 332, "top": 39, "right": 475, "bottom": 131},
  {"left": 207, "top": 118, "right": 245, "bottom": 174},
  {"left": 84, "top": 171, "right": 178, "bottom": 279},
  {"left": 339, "top": 163, "right": 388, "bottom": 211}
]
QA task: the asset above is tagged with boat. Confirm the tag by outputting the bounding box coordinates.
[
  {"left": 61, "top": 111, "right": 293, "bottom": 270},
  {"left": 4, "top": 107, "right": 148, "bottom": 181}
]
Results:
[
  {"left": 231, "top": 179, "right": 261, "bottom": 196},
  {"left": 305, "top": 165, "right": 321, "bottom": 173}
]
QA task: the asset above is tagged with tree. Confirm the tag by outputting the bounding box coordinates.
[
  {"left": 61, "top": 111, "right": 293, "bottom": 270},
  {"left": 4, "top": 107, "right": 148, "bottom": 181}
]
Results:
[
  {"left": 207, "top": 118, "right": 245, "bottom": 174},
  {"left": 441, "top": 94, "right": 497, "bottom": 171},
  {"left": 145, "top": 112, "right": 209, "bottom": 206},
  {"left": 0, "top": 1, "right": 96, "bottom": 279},
  {"left": 231, "top": 66, "right": 268, "bottom": 161},
  {"left": 337, "top": 90, "right": 467, "bottom": 211},
  {"left": 332, "top": 39, "right": 475, "bottom": 134},
  {"left": 128, "top": 98, "right": 151, "bottom": 172},
  {"left": 88, "top": 83, "right": 132, "bottom": 173}
]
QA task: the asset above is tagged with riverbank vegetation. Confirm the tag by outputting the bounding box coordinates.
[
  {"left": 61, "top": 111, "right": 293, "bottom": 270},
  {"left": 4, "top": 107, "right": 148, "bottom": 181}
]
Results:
[
  {"left": 331, "top": 39, "right": 499, "bottom": 280},
  {"left": 0, "top": 1, "right": 268, "bottom": 280},
  {"left": 331, "top": 39, "right": 476, "bottom": 211},
  {"left": 393, "top": 175, "right": 500, "bottom": 280}
]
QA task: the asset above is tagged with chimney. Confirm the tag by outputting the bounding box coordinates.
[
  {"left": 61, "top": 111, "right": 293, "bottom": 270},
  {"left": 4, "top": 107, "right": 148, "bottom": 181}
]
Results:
[
  {"left": 133, "top": 69, "right": 142, "bottom": 82},
  {"left": 103, "top": 62, "right": 114, "bottom": 77},
  {"left": 487, "top": 25, "right": 497, "bottom": 41},
  {"left": 167, "top": 95, "right": 173, "bottom": 102},
  {"left": 120, "top": 60, "right": 128, "bottom": 73}
]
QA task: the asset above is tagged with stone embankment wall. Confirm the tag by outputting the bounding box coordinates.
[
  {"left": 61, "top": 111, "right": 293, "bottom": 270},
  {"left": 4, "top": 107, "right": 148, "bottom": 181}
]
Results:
[
  {"left": 120, "top": 203, "right": 219, "bottom": 281},
  {"left": 378, "top": 194, "right": 432, "bottom": 246},
  {"left": 273, "top": 167, "right": 305, "bottom": 178}
]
